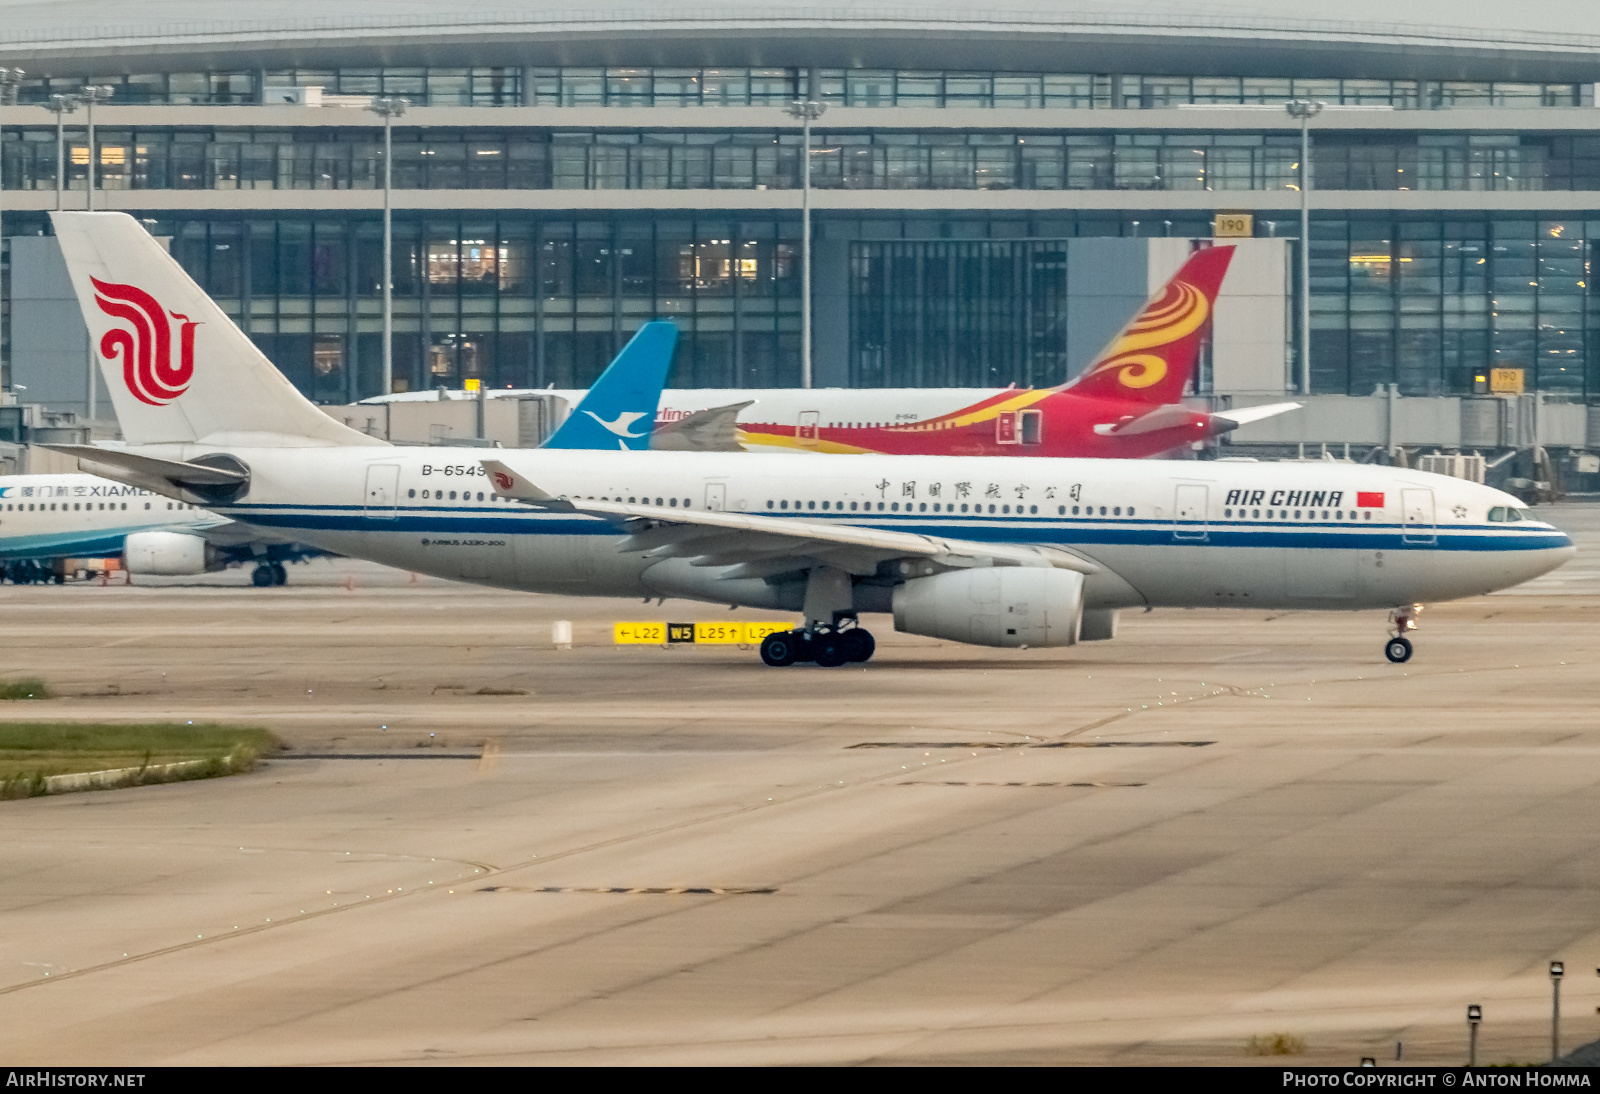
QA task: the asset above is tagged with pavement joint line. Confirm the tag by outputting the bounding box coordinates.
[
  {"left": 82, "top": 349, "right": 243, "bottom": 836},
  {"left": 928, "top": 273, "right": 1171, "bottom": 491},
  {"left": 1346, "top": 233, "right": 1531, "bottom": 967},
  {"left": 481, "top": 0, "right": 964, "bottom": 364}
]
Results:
[
  {"left": 0, "top": 717, "right": 1144, "bottom": 998},
  {"left": 898, "top": 780, "right": 1148, "bottom": 788}
]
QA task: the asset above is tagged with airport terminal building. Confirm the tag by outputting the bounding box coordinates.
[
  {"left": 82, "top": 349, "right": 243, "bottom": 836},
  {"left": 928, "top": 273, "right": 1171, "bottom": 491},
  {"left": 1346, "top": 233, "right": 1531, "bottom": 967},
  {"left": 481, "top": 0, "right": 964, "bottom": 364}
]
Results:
[{"left": 4, "top": 4, "right": 1600, "bottom": 449}]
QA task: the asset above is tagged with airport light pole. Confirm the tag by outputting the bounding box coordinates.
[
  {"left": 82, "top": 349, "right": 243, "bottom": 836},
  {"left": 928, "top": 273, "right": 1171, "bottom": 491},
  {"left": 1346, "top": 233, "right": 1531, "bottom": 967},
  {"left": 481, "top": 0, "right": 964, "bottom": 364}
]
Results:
[
  {"left": 1551, "top": 961, "right": 1565, "bottom": 1061},
  {"left": 45, "top": 94, "right": 77, "bottom": 211},
  {"left": 0, "top": 68, "right": 21, "bottom": 398},
  {"left": 79, "top": 85, "right": 114, "bottom": 212},
  {"left": 786, "top": 95, "right": 825, "bottom": 389},
  {"left": 77, "top": 85, "right": 114, "bottom": 424},
  {"left": 1286, "top": 99, "right": 1323, "bottom": 399},
  {"left": 368, "top": 96, "right": 408, "bottom": 396},
  {"left": 1467, "top": 1004, "right": 1481, "bottom": 1067}
]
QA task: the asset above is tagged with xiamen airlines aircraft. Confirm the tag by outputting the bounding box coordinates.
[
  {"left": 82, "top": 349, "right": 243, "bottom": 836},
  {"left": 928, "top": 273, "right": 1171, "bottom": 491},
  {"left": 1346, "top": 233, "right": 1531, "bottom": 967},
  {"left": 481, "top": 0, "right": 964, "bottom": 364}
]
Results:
[
  {"left": 47, "top": 212, "right": 1574, "bottom": 666},
  {"left": 0, "top": 473, "right": 315, "bottom": 585}
]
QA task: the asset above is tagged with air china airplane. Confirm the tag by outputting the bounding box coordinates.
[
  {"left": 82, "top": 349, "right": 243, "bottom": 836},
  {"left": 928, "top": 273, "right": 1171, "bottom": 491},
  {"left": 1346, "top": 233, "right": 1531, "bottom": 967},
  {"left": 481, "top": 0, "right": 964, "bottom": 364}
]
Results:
[
  {"left": 48, "top": 212, "right": 1574, "bottom": 667},
  {"left": 364, "top": 245, "right": 1297, "bottom": 458},
  {"left": 0, "top": 320, "right": 680, "bottom": 587}
]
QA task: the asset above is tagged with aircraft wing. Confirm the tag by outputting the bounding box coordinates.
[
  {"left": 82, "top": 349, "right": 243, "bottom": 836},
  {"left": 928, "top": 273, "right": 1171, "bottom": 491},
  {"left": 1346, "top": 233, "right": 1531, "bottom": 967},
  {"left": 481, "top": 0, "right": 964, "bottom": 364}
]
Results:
[
  {"left": 650, "top": 401, "right": 754, "bottom": 452},
  {"left": 193, "top": 520, "right": 329, "bottom": 563},
  {"left": 481, "top": 458, "right": 1097, "bottom": 579}
]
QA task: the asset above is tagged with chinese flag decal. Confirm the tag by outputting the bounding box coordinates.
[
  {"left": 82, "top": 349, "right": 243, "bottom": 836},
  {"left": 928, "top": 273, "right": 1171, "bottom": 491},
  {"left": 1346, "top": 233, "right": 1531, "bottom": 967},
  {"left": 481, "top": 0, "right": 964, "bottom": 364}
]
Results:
[{"left": 1356, "top": 492, "right": 1385, "bottom": 509}]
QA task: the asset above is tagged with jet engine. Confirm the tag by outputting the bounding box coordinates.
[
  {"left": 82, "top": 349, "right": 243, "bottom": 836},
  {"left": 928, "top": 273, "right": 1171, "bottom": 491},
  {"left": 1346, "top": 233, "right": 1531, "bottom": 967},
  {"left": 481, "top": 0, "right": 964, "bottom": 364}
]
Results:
[
  {"left": 892, "top": 567, "right": 1084, "bottom": 649},
  {"left": 123, "top": 531, "right": 215, "bottom": 576}
]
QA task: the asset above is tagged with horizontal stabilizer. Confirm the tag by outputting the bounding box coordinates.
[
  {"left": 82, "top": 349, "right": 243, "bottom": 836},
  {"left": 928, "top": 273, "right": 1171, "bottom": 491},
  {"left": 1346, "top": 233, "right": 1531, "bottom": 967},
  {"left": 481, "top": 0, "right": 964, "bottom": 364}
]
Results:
[
  {"left": 43, "top": 444, "right": 248, "bottom": 503},
  {"left": 43, "top": 444, "right": 246, "bottom": 485},
  {"left": 1210, "top": 401, "right": 1302, "bottom": 431},
  {"left": 1104, "top": 403, "right": 1197, "bottom": 438},
  {"left": 651, "top": 401, "right": 754, "bottom": 452}
]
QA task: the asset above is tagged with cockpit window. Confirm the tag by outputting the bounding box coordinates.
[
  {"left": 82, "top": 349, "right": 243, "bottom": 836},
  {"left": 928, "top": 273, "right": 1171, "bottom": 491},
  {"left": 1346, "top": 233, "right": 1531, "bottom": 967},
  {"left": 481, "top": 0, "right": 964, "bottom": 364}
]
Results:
[{"left": 1487, "top": 506, "right": 1507, "bottom": 522}]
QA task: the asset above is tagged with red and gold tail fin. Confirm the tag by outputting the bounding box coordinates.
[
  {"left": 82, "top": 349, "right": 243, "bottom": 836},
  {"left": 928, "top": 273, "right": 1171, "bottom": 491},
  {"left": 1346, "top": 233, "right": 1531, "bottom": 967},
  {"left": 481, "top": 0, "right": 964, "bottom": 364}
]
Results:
[{"left": 1062, "top": 244, "right": 1234, "bottom": 405}]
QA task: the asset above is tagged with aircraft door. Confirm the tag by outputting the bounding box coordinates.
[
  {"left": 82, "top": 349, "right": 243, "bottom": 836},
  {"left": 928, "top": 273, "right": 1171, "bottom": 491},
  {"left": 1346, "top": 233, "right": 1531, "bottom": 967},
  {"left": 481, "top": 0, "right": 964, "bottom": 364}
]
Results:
[
  {"left": 1173, "top": 484, "right": 1209, "bottom": 542},
  {"left": 1402, "top": 488, "right": 1436, "bottom": 545},
  {"left": 1020, "top": 409, "right": 1043, "bottom": 445},
  {"left": 797, "top": 411, "right": 820, "bottom": 448},
  {"left": 364, "top": 464, "right": 400, "bottom": 520},
  {"left": 704, "top": 483, "right": 726, "bottom": 511}
]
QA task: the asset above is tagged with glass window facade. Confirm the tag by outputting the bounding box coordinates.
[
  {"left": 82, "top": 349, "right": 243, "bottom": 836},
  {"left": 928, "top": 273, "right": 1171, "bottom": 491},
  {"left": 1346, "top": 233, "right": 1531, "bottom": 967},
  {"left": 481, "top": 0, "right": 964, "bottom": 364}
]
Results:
[
  {"left": 76, "top": 214, "right": 802, "bottom": 400},
  {"left": 7, "top": 210, "right": 1600, "bottom": 400},
  {"left": 15, "top": 67, "right": 1587, "bottom": 110},
  {"left": 1309, "top": 218, "right": 1600, "bottom": 397},
  {"left": 850, "top": 240, "right": 1067, "bottom": 388},
  {"left": 9, "top": 128, "right": 1598, "bottom": 194}
]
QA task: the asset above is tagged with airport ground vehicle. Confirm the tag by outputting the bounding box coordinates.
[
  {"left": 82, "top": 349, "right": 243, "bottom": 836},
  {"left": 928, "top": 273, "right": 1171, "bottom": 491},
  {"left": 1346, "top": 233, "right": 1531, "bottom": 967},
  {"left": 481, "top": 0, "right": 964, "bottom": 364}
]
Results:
[{"left": 48, "top": 212, "right": 1575, "bottom": 665}]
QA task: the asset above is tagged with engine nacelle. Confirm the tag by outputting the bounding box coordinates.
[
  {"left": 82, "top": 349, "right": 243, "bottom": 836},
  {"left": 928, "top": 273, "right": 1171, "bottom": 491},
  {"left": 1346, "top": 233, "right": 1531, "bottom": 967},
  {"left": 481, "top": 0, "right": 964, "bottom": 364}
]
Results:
[
  {"left": 123, "top": 531, "right": 213, "bottom": 576},
  {"left": 893, "top": 567, "right": 1084, "bottom": 649}
]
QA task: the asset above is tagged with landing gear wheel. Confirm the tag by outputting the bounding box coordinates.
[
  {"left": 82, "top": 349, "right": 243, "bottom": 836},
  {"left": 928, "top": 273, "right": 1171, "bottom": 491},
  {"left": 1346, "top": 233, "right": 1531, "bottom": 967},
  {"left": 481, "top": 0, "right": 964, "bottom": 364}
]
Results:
[
  {"left": 251, "top": 564, "right": 275, "bottom": 588},
  {"left": 1385, "top": 636, "right": 1413, "bottom": 664},
  {"left": 841, "top": 628, "right": 876, "bottom": 663},
  {"left": 271, "top": 563, "right": 288, "bottom": 586},
  {"left": 760, "top": 631, "right": 800, "bottom": 667},
  {"left": 813, "top": 635, "right": 847, "bottom": 668}
]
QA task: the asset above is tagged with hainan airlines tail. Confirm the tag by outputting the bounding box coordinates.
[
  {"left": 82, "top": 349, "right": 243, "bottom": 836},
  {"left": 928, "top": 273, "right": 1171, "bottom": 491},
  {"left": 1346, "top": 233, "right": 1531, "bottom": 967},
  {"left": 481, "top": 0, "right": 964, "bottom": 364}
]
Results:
[
  {"left": 542, "top": 321, "right": 679, "bottom": 450},
  {"left": 51, "top": 211, "right": 384, "bottom": 448},
  {"left": 1062, "top": 244, "right": 1234, "bottom": 406}
]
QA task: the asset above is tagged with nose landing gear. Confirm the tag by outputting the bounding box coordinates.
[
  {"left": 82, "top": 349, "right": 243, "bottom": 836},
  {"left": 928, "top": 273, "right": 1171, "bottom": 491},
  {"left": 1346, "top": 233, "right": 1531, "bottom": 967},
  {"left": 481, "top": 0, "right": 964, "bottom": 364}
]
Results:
[
  {"left": 1384, "top": 605, "right": 1422, "bottom": 663},
  {"left": 759, "top": 621, "right": 875, "bottom": 668}
]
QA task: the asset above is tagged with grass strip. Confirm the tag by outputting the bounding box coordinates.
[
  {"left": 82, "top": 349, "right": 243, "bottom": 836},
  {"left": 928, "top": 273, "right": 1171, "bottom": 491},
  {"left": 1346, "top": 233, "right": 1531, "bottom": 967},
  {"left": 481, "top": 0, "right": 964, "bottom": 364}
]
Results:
[
  {"left": 0, "top": 722, "right": 279, "bottom": 798},
  {"left": 0, "top": 678, "right": 49, "bottom": 701}
]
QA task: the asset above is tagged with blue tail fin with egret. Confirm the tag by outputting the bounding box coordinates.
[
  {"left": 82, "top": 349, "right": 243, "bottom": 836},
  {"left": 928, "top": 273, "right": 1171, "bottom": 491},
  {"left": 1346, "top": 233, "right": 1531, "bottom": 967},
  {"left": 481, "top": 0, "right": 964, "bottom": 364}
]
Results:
[{"left": 542, "top": 322, "right": 680, "bottom": 450}]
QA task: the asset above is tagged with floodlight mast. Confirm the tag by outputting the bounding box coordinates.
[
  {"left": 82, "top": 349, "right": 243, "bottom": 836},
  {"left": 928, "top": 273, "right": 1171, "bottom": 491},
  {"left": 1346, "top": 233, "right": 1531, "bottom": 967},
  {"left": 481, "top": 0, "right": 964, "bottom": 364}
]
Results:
[
  {"left": 786, "top": 95, "right": 826, "bottom": 389},
  {"left": 368, "top": 96, "right": 409, "bottom": 397},
  {"left": 44, "top": 94, "right": 78, "bottom": 212},
  {"left": 1286, "top": 99, "right": 1324, "bottom": 398},
  {"left": 0, "top": 68, "right": 20, "bottom": 398},
  {"left": 79, "top": 85, "right": 114, "bottom": 212}
]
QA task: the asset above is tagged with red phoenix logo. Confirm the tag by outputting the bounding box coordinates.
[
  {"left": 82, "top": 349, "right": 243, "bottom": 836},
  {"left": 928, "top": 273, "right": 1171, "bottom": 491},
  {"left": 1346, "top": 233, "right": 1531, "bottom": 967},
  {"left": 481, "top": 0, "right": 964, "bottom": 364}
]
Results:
[
  {"left": 91, "top": 277, "right": 199, "bottom": 406},
  {"left": 490, "top": 471, "right": 514, "bottom": 492}
]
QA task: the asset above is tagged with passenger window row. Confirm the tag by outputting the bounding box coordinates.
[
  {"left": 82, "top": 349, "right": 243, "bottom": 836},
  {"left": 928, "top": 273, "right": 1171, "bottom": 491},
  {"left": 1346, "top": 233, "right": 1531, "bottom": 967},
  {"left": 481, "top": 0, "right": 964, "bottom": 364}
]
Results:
[
  {"left": 1060, "top": 505, "right": 1133, "bottom": 517},
  {"left": 765, "top": 499, "right": 1048, "bottom": 515},
  {"left": 4, "top": 501, "right": 135, "bottom": 512},
  {"left": 1223, "top": 508, "right": 1372, "bottom": 521}
]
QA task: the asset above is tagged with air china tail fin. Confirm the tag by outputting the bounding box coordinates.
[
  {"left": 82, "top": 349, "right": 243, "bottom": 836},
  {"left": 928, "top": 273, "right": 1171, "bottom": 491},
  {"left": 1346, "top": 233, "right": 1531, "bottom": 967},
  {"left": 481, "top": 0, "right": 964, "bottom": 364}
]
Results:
[
  {"left": 1062, "top": 244, "right": 1234, "bottom": 406},
  {"left": 51, "top": 211, "right": 383, "bottom": 448},
  {"left": 541, "top": 321, "right": 679, "bottom": 450}
]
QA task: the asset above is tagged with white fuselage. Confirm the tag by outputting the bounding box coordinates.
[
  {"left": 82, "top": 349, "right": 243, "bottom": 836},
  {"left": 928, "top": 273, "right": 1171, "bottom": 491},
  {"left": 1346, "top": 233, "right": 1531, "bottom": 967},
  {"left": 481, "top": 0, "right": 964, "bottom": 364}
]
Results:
[
  {"left": 369, "top": 387, "right": 996, "bottom": 428},
  {"left": 147, "top": 446, "right": 1572, "bottom": 615},
  {"left": 0, "top": 473, "right": 220, "bottom": 560}
]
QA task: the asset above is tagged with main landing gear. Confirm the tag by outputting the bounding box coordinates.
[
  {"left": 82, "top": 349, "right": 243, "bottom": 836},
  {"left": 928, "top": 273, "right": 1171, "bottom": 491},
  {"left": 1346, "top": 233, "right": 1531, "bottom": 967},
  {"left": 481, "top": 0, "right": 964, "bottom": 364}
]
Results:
[
  {"left": 1384, "top": 605, "right": 1422, "bottom": 664},
  {"left": 251, "top": 562, "right": 288, "bottom": 588},
  {"left": 760, "top": 623, "right": 876, "bottom": 668}
]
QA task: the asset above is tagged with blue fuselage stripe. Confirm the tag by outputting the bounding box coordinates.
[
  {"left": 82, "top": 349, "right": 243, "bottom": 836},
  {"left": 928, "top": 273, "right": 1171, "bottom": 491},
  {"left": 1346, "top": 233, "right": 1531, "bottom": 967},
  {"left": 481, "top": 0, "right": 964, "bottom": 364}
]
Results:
[{"left": 217, "top": 504, "right": 1569, "bottom": 554}]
